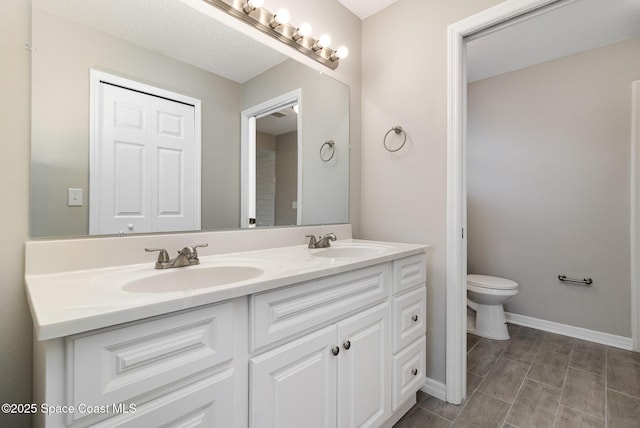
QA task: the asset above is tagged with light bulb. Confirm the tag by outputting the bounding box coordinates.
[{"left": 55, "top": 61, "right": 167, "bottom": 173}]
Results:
[
  {"left": 293, "top": 22, "right": 312, "bottom": 40},
  {"left": 331, "top": 45, "right": 349, "bottom": 61},
  {"left": 242, "top": 0, "right": 264, "bottom": 13},
  {"left": 318, "top": 34, "right": 331, "bottom": 48},
  {"left": 270, "top": 8, "right": 290, "bottom": 28},
  {"left": 313, "top": 34, "right": 331, "bottom": 51}
]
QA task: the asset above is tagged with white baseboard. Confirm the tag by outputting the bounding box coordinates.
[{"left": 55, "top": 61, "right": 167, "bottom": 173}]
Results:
[
  {"left": 420, "top": 377, "right": 447, "bottom": 401},
  {"left": 505, "top": 312, "right": 633, "bottom": 350}
]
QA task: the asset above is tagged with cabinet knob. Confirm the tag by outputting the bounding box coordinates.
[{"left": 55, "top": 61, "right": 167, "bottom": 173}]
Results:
[
  {"left": 412, "top": 368, "right": 418, "bottom": 376},
  {"left": 331, "top": 346, "right": 340, "bottom": 356},
  {"left": 343, "top": 340, "right": 351, "bottom": 350},
  {"left": 412, "top": 314, "right": 419, "bottom": 322}
]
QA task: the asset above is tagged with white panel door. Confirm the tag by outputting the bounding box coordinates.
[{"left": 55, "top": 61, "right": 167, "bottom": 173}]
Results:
[
  {"left": 337, "top": 303, "right": 390, "bottom": 428},
  {"left": 249, "top": 325, "right": 338, "bottom": 428},
  {"left": 95, "top": 82, "right": 197, "bottom": 234}
]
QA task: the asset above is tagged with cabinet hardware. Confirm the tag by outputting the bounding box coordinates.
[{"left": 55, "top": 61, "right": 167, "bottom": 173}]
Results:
[
  {"left": 412, "top": 314, "right": 418, "bottom": 322},
  {"left": 331, "top": 346, "right": 340, "bottom": 356},
  {"left": 412, "top": 368, "right": 418, "bottom": 376},
  {"left": 343, "top": 340, "right": 351, "bottom": 350}
]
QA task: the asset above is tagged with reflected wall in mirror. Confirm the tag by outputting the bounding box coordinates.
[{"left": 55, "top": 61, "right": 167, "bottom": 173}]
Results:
[{"left": 31, "top": 0, "right": 349, "bottom": 238}]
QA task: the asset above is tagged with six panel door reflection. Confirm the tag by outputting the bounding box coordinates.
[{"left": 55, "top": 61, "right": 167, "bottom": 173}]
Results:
[{"left": 94, "top": 82, "right": 197, "bottom": 235}]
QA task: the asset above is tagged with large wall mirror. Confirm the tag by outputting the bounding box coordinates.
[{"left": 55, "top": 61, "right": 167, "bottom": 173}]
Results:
[{"left": 31, "top": 0, "right": 349, "bottom": 238}]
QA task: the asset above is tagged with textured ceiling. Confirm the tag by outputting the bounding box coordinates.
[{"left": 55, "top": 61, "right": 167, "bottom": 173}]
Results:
[{"left": 33, "top": 0, "right": 288, "bottom": 83}]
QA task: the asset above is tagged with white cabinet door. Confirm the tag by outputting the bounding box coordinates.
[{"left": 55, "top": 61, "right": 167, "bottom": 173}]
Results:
[
  {"left": 337, "top": 303, "right": 390, "bottom": 428},
  {"left": 250, "top": 325, "right": 338, "bottom": 428}
]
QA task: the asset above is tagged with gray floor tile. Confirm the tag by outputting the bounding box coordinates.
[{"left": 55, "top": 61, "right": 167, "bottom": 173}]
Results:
[
  {"left": 528, "top": 350, "right": 570, "bottom": 389},
  {"left": 570, "top": 340, "right": 605, "bottom": 375},
  {"left": 506, "top": 379, "right": 561, "bottom": 428},
  {"left": 399, "top": 329, "right": 640, "bottom": 428},
  {"left": 467, "top": 333, "right": 480, "bottom": 351},
  {"left": 393, "top": 405, "right": 451, "bottom": 428},
  {"left": 502, "top": 334, "right": 542, "bottom": 366},
  {"left": 478, "top": 357, "right": 528, "bottom": 403},
  {"left": 608, "top": 347, "right": 640, "bottom": 366},
  {"left": 555, "top": 406, "right": 604, "bottom": 428},
  {"left": 452, "top": 391, "right": 510, "bottom": 428},
  {"left": 607, "top": 390, "right": 640, "bottom": 428},
  {"left": 466, "top": 372, "right": 483, "bottom": 397},
  {"left": 467, "top": 339, "right": 509, "bottom": 376},
  {"left": 515, "top": 325, "right": 545, "bottom": 340},
  {"left": 560, "top": 368, "right": 605, "bottom": 418},
  {"left": 419, "top": 394, "right": 463, "bottom": 422},
  {"left": 608, "top": 359, "right": 640, "bottom": 398},
  {"left": 541, "top": 332, "right": 575, "bottom": 355},
  {"left": 506, "top": 323, "right": 520, "bottom": 337}
]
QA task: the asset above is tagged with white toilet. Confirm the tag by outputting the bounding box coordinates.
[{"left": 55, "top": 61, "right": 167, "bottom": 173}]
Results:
[{"left": 467, "top": 274, "right": 519, "bottom": 340}]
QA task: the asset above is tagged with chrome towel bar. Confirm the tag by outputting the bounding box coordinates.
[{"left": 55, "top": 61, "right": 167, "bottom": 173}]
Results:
[{"left": 558, "top": 274, "right": 593, "bottom": 285}]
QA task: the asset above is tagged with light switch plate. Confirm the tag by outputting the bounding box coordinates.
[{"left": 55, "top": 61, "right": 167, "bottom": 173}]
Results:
[{"left": 68, "top": 188, "right": 83, "bottom": 207}]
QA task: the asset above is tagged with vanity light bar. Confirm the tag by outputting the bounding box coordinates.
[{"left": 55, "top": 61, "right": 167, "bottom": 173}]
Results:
[{"left": 201, "top": 0, "right": 347, "bottom": 70}]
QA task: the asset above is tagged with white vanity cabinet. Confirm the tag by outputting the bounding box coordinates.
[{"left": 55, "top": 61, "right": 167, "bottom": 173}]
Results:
[
  {"left": 248, "top": 257, "right": 427, "bottom": 428},
  {"left": 30, "top": 242, "right": 428, "bottom": 428},
  {"left": 33, "top": 299, "right": 249, "bottom": 428},
  {"left": 391, "top": 254, "right": 427, "bottom": 410},
  {"left": 250, "top": 303, "right": 390, "bottom": 428}
]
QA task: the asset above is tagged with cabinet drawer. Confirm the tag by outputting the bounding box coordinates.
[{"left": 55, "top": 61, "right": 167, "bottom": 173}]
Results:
[
  {"left": 392, "top": 337, "right": 426, "bottom": 411},
  {"left": 251, "top": 263, "right": 390, "bottom": 351},
  {"left": 393, "top": 254, "right": 426, "bottom": 295},
  {"left": 392, "top": 287, "right": 426, "bottom": 353},
  {"left": 91, "top": 370, "right": 235, "bottom": 428},
  {"left": 67, "top": 302, "right": 233, "bottom": 422}
]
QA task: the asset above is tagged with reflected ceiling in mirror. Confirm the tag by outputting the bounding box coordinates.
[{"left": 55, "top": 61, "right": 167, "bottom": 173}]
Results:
[{"left": 31, "top": 0, "right": 350, "bottom": 238}]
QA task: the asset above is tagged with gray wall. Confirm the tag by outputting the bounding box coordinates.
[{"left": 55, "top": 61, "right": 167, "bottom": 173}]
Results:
[
  {"left": 467, "top": 37, "right": 640, "bottom": 337},
  {"left": 360, "top": 0, "right": 503, "bottom": 384},
  {"left": 31, "top": 9, "right": 242, "bottom": 236},
  {"left": 243, "top": 59, "right": 350, "bottom": 225},
  {"left": 275, "top": 130, "right": 298, "bottom": 226},
  {"left": 0, "top": 1, "right": 32, "bottom": 426}
]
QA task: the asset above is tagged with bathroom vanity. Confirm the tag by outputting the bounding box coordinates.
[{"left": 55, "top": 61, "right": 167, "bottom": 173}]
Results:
[{"left": 26, "top": 230, "right": 427, "bottom": 427}]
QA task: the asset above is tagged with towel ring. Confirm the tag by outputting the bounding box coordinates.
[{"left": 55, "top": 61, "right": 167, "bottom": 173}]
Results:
[
  {"left": 383, "top": 126, "right": 406, "bottom": 152},
  {"left": 320, "top": 140, "right": 335, "bottom": 162}
]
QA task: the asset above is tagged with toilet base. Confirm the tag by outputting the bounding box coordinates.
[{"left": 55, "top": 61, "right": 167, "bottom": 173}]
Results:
[{"left": 467, "top": 302, "right": 510, "bottom": 340}]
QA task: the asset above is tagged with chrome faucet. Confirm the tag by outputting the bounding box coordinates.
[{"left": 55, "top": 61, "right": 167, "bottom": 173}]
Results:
[
  {"left": 145, "top": 243, "right": 208, "bottom": 269},
  {"left": 306, "top": 233, "right": 337, "bottom": 249}
]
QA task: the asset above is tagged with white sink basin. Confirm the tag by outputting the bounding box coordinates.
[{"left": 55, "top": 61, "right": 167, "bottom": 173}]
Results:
[
  {"left": 311, "top": 244, "right": 391, "bottom": 258},
  {"left": 122, "top": 265, "right": 264, "bottom": 293}
]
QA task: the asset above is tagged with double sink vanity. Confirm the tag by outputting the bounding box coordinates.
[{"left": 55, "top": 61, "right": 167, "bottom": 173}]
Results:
[{"left": 26, "top": 226, "right": 428, "bottom": 427}]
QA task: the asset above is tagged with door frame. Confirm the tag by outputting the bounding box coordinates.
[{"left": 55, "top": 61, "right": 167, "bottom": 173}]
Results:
[
  {"left": 89, "top": 69, "right": 202, "bottom": 234},
  {"left": 240, "top": 89, "right": 303, "bottom": 228},
  {"left": 632, "top": 80, "right": 640, "bottom": 352},
  {"left": 445, "top": 0, "right": 565, "bottom": 404}
]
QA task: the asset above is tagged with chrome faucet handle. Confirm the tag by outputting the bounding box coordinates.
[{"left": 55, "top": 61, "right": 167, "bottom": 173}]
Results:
[
  {"left": 191, "top": 243, "right": 208, "bottom": 258},
  {"left": 145, "top": 248, "right": 170, "bottom": 267},
  {"left": 305, "top": 234, "right": 319, "bottom": 248},
  {"left": 317, "top": 233, "right": 337, "bottom": 248}
]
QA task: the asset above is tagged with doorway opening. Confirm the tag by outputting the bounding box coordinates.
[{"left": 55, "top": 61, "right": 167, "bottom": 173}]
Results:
[{"left": 241, "top": 89, "right": 302, "bottom": 228}]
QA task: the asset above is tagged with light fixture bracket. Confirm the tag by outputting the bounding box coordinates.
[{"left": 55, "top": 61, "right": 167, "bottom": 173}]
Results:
[{"left": 202, "top": 0, "right": 339, "bottom": 70}]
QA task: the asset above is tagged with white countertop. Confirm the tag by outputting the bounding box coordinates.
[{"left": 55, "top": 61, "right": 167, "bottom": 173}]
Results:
[{"left": 26, "top": 239, "right": 427, "bottom": 341}]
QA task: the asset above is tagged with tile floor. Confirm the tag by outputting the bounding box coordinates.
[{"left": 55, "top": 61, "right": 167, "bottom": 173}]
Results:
[{"left": 394, "top": 324, "right": 640, "bottom": 427}]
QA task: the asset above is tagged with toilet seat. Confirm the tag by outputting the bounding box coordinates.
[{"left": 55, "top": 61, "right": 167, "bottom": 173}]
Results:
[{"left": 467, "top": 274, "right": 518, "bottom": 290}]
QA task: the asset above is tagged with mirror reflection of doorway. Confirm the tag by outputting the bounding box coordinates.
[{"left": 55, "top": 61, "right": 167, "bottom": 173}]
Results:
[
  {"left": 241, "top": 89, "right": 302, "bottom": 228},
  {"left": 255, "top": 105, "right": 298, "bottom": 227}
]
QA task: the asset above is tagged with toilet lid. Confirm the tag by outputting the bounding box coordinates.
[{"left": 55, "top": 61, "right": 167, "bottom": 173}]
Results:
[{"left": 467, "top": 274, "right": 518, "bottom": 290}]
